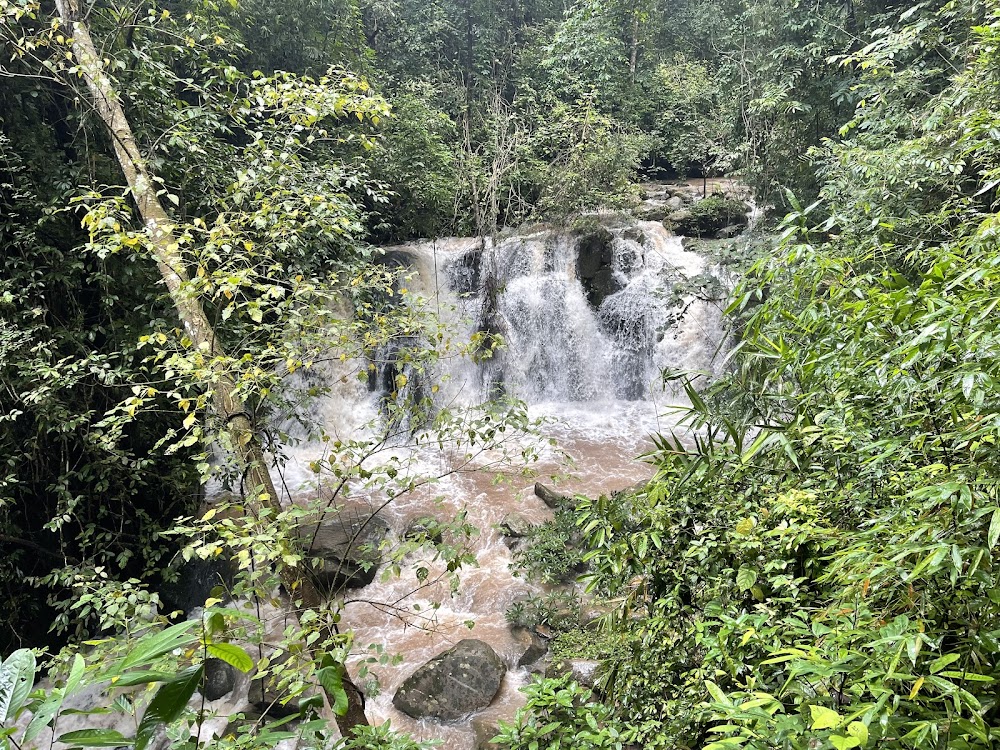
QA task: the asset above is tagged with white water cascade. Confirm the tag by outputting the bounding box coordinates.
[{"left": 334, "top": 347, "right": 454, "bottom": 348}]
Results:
[{"left": 280, "top": 219, "right": 729, "bottom": 749}]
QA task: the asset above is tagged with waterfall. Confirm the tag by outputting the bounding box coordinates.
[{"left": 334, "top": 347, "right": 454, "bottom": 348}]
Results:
[{"left": 275, "top": 219, "right": 729, "bottom": 749}]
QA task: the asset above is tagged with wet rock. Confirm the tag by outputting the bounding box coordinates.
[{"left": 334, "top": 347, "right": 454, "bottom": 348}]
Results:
[
  {"left": 393, "top": 639, "right": 506, "bottom": 720},
  {"left": 621, "top": 226, "right": 646, "bottom": 245},
  {"left": 575, "top": 227, "right": 624, "bottom": 308},
  {"left": 666, "top": 195, "right": 686, "bottom": 211},
  {"left": 472, "top": 717, "right": 503, "bottom": 749},
  {"left": 718, "top": 224, "right": 743, "bottom": 239},
  {"left": 534, "top": 482, "right": 572, "bottom": 509},
  {"left": 404, "top": 515, "right": 444, "bottom": 545},
  {"left": 634, "top": 204, "right": 669, "bottom": 221},
  {"left": 301, "top": 510, "right": 390, "bottom": 591},
  {"left": 499, "top": 513, "right": 534, "bottom": 539},
  {"left": 203, "top": 658, "right": 237, "bottom": 701},
  {"left": 575, "top": 227, "right": 614, "bottom": 277},
  {"left": 449, "top": 247, "right": 482, "bottom": 295},
  {"left": 664, "top": 197, "right": 749, "bottom": 238},
  {"left": 160, "top": 556, "right": 236, "bottom": 617},
  {"left": 511, "top": 627, "right": 548, "bottom": 667},
  {"left": 546, "top": 658, "right": 603, "bottom": 688}
]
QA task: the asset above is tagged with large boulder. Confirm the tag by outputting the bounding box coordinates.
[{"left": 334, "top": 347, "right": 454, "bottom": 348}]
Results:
[
  {"left": 664, "top": 196, "right": 749, "bottom": 238},
  {"left": 393, "top": 639, "right": 506, "bottom": 720},
  {"left": 302, "top": 510, "right": 390, "bottom": 592},
  {"left": 202, "top": 658, "right": 237, "bottom": 701},
  {"left": 575, "top": 227, "right": 623, "bottom": 308}
]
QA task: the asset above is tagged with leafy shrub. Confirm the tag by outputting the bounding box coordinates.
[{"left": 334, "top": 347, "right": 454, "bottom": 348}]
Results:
[
  {"left": 511, "top": 509, "right": 587, "bottom": 583},
  {"left": 505, "top": 591, "right": 582, "bottom": 632},
  {"left": 492, "top": 674, "right": 630, "bottom": 750}
]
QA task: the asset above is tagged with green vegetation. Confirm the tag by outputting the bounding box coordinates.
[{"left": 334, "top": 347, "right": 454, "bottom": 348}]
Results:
[
  {"left": 5, "top": 0, "right": 1000, "bottom": 744},
  {"left": 496, "top": 1, "right": 1000, "bottom": 748}
]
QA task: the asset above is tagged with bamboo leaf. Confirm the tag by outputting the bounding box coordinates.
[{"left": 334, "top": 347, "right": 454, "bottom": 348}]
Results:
[{"left": 135, "top": 665, "right": 202, "bottom": 750}]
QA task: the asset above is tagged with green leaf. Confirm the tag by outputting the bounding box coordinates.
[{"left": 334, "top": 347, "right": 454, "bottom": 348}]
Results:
[
  {"left": 0, "top": 649, "right": 36, "bottom": 723},
  {"left": 205, "top": 643, "right": 253, "bottom": 673},
  {"left": 57, "top": 729, "right": 131, "bottom": 747},
  {"left": 809, "top": 705, "right": 843, "bottom": 730},
  {"left": 705, "top": 680, "right": 732, "bottom": 706},
  {"left": 988, "top": 508, "right": 1000, "bottom": 549},
  {"left": 115, "top": 621, "right": 198, "bottom": 674},
  {"left": 65, "top": 654, "right": 86, "bottom": 695},
  {"left": 318, "top": 664, "right": 349, "bottom": 716},
  {"left": 830, "top": 735, "right": 860, "bottom": 750},
  {"left": 929, "top": 654, "right": 960, "bottom": 674},
  {"left": 135, "top": 665, "right": 202, "bottom": 750},
  {"left": 112, "top": 671, "right": 177, "bottom": 688},
  {"left": 736, "top": 566, "right": 758, "bottom": 592},
  {"left": 24, "top": 693, "right": 63, "bottom": 742},
  {"left": 847, "top": 721, "right": 869, "bottom": 746}
]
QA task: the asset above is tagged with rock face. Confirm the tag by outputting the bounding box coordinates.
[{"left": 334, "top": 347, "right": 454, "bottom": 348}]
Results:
[
  {"left": 393, "top": 639, "right": 506, "bottom": 720},
  {"left": 575, "top": 227, "right": 623, "bottom": 308},
  {"left": 302, "top": 510, "right": 390, "bottom": 591},
  {"left": 160, "top": 557, "right": 236, "bottom": 617}
]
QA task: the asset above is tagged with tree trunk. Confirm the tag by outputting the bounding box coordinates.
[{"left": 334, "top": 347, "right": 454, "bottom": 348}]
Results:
[
  {"left": 53, "top": 0, "right": 366, "bottom": 733},
  {"left": 629, "top": 10, "right": 640, "bottom": 83}
]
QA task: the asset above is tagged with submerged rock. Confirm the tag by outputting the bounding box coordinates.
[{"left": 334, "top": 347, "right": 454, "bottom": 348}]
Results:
[{"left": 393, "top": 639, "right": 506, "bottom": 720}]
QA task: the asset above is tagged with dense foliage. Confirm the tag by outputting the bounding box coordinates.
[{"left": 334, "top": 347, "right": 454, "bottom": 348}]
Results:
[
  {"left": 493, "top": 1, "right": 1000, "bottom": 749},
  {"left": 7, "top": 0, "right": 1000, "bottom": 744}
]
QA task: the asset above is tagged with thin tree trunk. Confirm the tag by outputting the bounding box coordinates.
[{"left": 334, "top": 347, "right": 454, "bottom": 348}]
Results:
[
  {"left": 53, "top": 0, "right": 366, "bottom": 733},
  {"left": 629, "top": 10, "right": 639, "bottom": 83}
]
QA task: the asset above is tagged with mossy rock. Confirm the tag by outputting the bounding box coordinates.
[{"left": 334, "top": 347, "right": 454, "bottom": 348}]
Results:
[{"left": 664, "top": 196, "right": 749, "bottom": 238}]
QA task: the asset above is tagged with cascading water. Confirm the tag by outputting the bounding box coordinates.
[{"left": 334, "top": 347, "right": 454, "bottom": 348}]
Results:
[{"left": 281, "top": 219, "right": 729, "bottom": 749}]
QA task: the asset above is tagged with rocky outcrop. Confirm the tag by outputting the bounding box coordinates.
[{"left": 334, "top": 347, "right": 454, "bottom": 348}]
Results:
[
  {"left": 472, "top": 717, "right": 503, "bottom": 749},
  {"left": 534, "top": 482, "right": 572, "bottom": 509},
  {"left": 663, "top": 196, "right": 749, "bottom": 238},
  {"left": 301, "top": 509, "right": 390, "bottom": 591},
  {"left": 160, "top": 556, "right": 236, "bottom": 617},
  {"left": 511, "top": 626, "right": 548, "bottom": 667},
  {"left": 575, "top": 227, "right": 623, "bottom": 308},
  {"left": 393, "top": 639, "right": 506, "bottom": 720},
  {"left": 499, "top": 513, "right": 533, "bottom": 549},
  {"left": 546, "top": 658, "right": 603, "bottom": 688}
]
